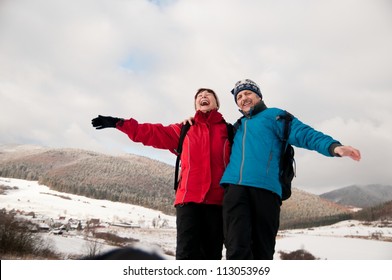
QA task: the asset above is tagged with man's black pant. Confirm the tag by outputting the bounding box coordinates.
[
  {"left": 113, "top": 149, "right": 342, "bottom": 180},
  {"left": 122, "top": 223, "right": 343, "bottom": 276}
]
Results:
[
  {"left": 223, "top": 184, "right": 281, "bottom": 260},
  {"left": 176, "top": 203, "right": 223, "bottom": 260}
]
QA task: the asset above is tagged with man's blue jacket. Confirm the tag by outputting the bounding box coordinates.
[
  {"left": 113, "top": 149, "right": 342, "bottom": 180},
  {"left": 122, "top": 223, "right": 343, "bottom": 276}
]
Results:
[{"left": 220, "top": 101, "right": 341, "bottom": 198}]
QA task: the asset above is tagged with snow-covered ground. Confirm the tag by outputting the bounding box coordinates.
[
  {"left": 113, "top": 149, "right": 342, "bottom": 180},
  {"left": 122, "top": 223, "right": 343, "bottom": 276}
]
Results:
[{"left": 1, "top": 177, "right": 392, "bottom": 260}]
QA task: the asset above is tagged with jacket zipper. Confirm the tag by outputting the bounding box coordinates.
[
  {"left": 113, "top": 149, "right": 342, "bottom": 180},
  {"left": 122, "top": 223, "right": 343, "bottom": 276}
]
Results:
[{"left": 238, "top": 119, "right": 247, "bottom": 184}]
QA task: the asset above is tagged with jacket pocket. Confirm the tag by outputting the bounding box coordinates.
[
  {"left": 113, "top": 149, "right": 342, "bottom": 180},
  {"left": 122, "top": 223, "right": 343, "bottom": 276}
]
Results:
[{"left": 266, "top": 150, "right": 273, "bottom": 175}]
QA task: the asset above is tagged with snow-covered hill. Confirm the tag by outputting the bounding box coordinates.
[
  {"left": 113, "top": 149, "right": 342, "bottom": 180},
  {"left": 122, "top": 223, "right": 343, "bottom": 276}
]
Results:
[{"left": 1, "top": 177, "right": 392, "bottom": 260}]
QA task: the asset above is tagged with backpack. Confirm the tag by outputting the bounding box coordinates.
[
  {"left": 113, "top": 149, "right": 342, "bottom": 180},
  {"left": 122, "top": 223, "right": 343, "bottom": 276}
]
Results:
[
  {"left": 277, "top": 111, "right": 296, "bottom": 200},
  {"left": 174, "top": 122, "right": 234, "bottom": 191}
]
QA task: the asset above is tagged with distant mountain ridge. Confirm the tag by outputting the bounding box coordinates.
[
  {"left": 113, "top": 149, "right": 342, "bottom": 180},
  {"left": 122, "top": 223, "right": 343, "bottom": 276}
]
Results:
[
  {"left": 0, "top": 144, "right": 375, "bottom": 229},
  {"left": 320, "top": 184, "right": 392, "bottom": 208}
]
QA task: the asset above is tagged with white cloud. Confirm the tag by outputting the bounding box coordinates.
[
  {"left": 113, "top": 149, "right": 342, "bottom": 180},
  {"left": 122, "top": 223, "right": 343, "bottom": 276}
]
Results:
[{"left": 1, "top": 0, "right": 391, "bottom": 193}]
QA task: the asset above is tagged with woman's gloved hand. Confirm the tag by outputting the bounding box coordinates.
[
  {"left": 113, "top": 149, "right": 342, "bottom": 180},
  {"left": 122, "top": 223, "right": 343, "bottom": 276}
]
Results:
[{"left": 91, "top": 115, "right": 122, "bottom": 129}]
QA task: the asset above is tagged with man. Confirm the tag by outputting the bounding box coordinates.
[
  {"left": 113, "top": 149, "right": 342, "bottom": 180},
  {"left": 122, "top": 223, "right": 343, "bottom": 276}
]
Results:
[
  {"left": 92, "top": 88, "right": 231, "bottom": 259},
  {"left": 220, "top": 79, "right": 361, "bottom": 260}
]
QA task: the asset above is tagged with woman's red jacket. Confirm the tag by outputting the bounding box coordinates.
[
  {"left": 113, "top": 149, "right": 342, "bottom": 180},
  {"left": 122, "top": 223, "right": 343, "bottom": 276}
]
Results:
[{"left": 116, "top": 109, "right": 231, "bottom": 206}]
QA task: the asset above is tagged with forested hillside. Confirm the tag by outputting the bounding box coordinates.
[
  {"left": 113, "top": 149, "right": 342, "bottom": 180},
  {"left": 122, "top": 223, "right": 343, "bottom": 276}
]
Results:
[
  {"left": 0, "top": 145, "right": 353, "bottom": 228},
  {"left": 280, "top": 189, "right": 351, "bottom": 229},
  {"left": 0, "top": 145, "right": 175, "bottom": 215},
  {"left": 353, "top": 200, "right": 392, "bottom": 221}
]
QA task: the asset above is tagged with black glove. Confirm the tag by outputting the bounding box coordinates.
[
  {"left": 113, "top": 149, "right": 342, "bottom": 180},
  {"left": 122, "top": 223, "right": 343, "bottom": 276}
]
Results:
[{"left": 91, "top": 115, "right": 122, "bottom": 129}]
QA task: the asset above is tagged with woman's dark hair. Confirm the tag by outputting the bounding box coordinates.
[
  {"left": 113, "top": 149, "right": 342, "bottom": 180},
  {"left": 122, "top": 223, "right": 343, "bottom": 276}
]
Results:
[{"left": 194, "top": 88, "right": 220, "bottom": 109}]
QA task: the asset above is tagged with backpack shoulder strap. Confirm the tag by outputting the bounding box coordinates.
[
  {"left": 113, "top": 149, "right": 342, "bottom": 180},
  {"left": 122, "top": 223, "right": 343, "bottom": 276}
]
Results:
[
  {"left": 277, "top": 111, "right": 293, "bottom": 145},
  {"left": 233, "top": 117, "right": 242, "bottom": 131},
  {"left": 226, "top": 122, "right": 234, "bottom": 146},
  {"left": 175, "top": 123, "right": 191, "bottom": 154},
  {"left": 174, "top": 123, "right": 191, "bottom": 191},
  {"left": 223, "top": 117, "right": 242, "bottom": 148},
  {"left": 282, "top": 111, "right": 293, "bottom": 144}
]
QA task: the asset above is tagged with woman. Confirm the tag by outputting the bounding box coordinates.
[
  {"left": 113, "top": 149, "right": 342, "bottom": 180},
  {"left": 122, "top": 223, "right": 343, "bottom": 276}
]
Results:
[{"left": 91, "top": 88, "right": 231, "bottom": 259}]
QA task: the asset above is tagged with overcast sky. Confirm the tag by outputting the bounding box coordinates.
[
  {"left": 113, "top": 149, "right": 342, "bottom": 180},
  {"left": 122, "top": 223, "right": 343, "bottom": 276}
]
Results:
[{"left": 1, "top": 0, "right": 391, "bottom": 194}]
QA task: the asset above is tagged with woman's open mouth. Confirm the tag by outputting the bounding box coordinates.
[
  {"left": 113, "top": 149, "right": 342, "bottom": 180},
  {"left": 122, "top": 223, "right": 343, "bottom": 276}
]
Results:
[{"left": 200, "top": 99, "right": 210, "bottom": 106}]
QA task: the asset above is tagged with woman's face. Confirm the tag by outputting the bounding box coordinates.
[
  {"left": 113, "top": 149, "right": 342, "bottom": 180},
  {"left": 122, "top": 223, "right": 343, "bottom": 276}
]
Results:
[{"left": 195, "top": 90, "right": 218, "bottom": 113}]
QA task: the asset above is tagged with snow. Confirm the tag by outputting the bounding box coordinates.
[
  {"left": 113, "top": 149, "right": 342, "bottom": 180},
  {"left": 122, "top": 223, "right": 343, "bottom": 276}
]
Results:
[
  {"left": 1, "top": 177, "right": 392, "bottom": 260},
  {"left": 0, "top": 177, "right": 175, "bottom": 226},
  {"left": 0, "top": 177, "right": 176, "bottom": 259},
  {"left": 276, "top": 235, "right": 392, "bottom": 259}
]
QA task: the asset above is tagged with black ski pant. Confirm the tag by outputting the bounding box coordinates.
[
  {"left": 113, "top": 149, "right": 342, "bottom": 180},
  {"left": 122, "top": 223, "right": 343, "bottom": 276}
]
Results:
[
  {"left": 176, "top": 203, "right": 224, "bottom": 260},
  {"left": 223, "top": 184, "right": 281, "bottom": 260}
]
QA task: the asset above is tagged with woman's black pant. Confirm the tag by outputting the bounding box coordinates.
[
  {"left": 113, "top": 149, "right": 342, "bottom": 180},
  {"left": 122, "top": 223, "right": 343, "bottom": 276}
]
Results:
[
  {"left": 176, "top": 203, "right": 224, "bottom": 260},
  {"left": 223, "top": 184, "right": 281, "bottom": 260}
]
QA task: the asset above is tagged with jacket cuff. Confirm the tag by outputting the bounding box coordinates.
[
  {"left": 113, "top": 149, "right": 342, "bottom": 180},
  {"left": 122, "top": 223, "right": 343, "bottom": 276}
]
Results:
[
  {"left": 329, "top": 142, "right": 342, "bottom": 157},
  {"left": 115, "top": 118, "right": 125, "bottom": 127}
]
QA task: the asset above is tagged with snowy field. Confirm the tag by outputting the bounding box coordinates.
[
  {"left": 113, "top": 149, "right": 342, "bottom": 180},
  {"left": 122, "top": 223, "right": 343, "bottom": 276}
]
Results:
[{"left": 1, "top": 177, "right": 392, "bottom": 260}]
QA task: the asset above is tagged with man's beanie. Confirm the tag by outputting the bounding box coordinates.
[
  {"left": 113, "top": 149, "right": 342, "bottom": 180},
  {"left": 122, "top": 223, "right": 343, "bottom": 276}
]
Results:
[{"left": 231, "top": 79, "right": 262, "bottom": 102}]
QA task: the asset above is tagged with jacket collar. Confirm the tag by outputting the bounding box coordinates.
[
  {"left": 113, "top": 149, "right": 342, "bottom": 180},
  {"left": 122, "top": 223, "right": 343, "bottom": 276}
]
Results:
[
  {"left": 240, "top": 100, "right": 268, "bottom": 118},
  {"left": 194, "top": 109, "right": 224, "bottom": 124}
]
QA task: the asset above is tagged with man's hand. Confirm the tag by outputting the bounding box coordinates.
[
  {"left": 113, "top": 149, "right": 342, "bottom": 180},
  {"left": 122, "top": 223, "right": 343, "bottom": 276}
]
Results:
[{"left": 334, "top": 146, "right": 361, "bottom": 161}]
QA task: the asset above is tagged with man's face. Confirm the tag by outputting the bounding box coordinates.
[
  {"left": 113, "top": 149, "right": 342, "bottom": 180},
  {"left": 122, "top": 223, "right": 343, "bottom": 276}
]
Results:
[
  {"left": 236, "top": 90, "right": 262, "bottom": 113},
  {"left": 195, "top": 90, "right": 218, "bottom": 113}
]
